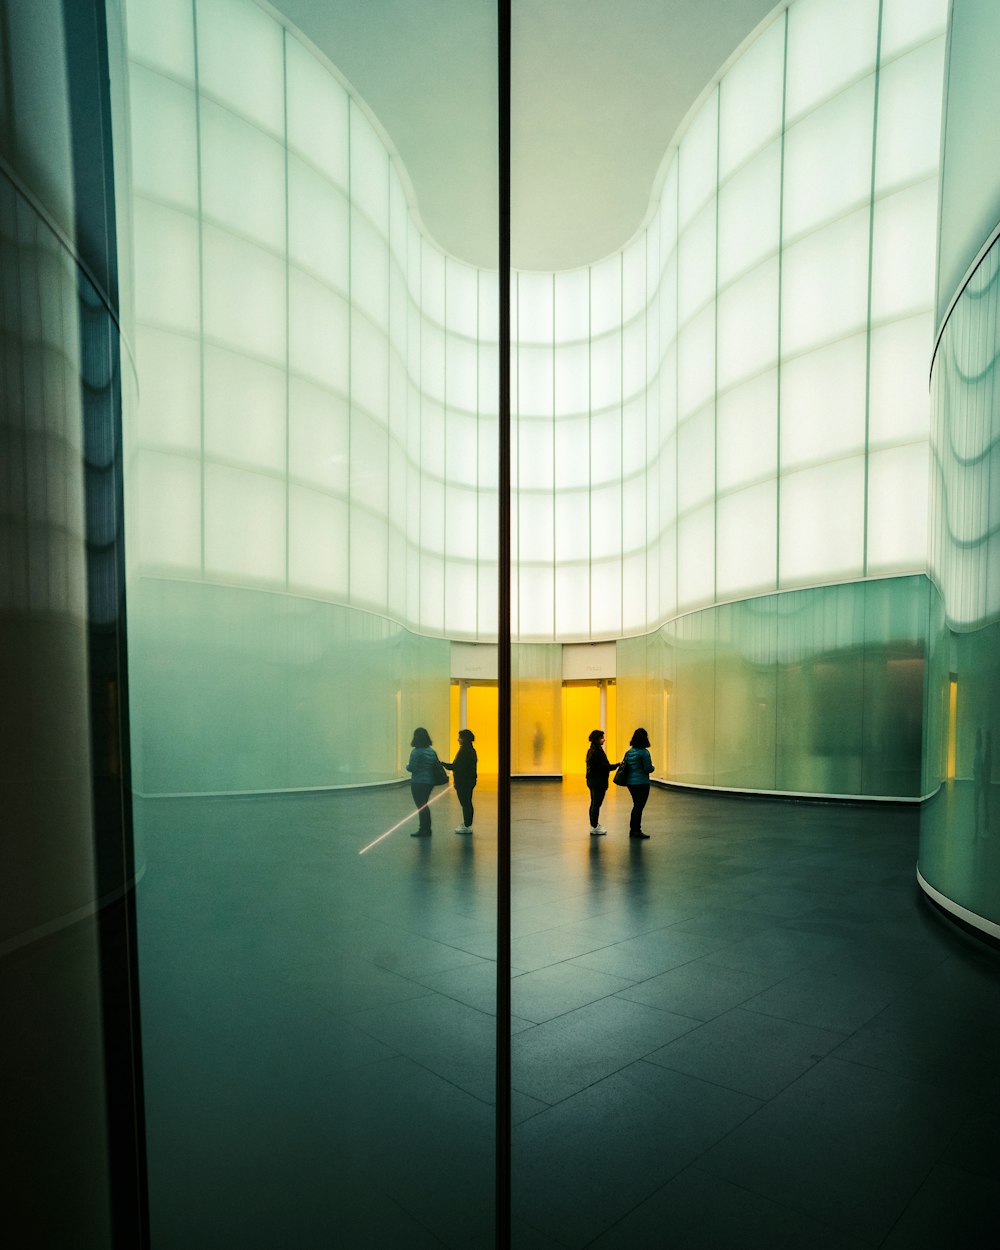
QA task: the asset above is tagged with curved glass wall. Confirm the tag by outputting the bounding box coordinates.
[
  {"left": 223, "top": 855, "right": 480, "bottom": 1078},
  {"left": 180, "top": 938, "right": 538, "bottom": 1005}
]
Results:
[
  {"left": 922, "top": 233, "right": 1000, "bottom": 934},
  {"left": 126, "top": 0, "right": 947, "bottom": 658}
]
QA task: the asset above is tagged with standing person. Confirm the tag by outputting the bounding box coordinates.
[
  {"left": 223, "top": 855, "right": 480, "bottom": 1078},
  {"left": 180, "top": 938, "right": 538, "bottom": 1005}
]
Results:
[
  {"left": 444, "top": 728, "right": 478, "bottom": 834},
  {"left": 621, "top": 728, "right": 654, "bottom": 839},
  {"left": 406, "top": 727, "right": 441, "bottom": 836},
  {"left": 585, "top": 729, "right": 618, "bottom": 837}
]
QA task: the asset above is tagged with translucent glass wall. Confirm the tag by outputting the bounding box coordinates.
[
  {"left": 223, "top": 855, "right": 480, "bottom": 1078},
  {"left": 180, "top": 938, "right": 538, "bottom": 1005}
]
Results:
[
  {"left": 618, "top": 575, "right": 930, "bottom": 798},
  {"left": 127, "top": 0, "right": 948, "bottom": 676},
  {"left": 922, "top": 231, "right": 1000, "bottom": 931}
]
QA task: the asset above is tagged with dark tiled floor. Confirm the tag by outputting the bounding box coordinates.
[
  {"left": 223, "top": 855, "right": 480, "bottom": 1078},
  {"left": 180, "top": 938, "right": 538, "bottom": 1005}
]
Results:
[{"left": 135, "top": 779, "right": 1000, "bottom": 1248}]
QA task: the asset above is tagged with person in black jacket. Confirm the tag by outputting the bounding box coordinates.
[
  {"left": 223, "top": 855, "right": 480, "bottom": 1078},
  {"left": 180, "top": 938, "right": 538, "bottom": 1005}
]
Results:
[
  {"left": 444, "top": 728, "right": 478, "bottom": 834},
  {"left": 585, "top": 729, "right": 619, "bottom": 837}
]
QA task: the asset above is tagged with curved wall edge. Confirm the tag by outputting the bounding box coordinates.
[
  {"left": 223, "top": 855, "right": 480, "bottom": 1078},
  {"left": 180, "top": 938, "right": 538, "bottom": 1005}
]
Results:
[{"left": 917, "top": 867, "right": 1000, "bottom": 944}]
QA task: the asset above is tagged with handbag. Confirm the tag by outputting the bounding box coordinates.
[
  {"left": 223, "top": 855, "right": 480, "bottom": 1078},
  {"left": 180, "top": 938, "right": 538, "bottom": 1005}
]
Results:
[
  {"left": 432, "top": 759, "right": 449, "bottom": 786},
  {"left": 612, "top": 760, "right": 629, "bottom": 786}
]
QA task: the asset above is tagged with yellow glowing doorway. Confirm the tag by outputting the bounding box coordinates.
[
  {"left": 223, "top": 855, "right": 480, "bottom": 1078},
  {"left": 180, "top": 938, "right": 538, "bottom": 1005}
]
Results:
[
  {"left": 561, "top": 682, "right": 617, "bottom": 776},
  {"left": 450, "top": 681, "right": 499, "bottom": 774}
]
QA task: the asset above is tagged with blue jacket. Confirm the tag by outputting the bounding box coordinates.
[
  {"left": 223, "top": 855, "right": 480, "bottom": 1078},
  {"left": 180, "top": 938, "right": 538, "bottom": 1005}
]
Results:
[
  {"left": 407, "top": 746, "right": 440, "bottom": 784},
  {"left": 621, "top": 747, "right": 654, "bottom": 785}
]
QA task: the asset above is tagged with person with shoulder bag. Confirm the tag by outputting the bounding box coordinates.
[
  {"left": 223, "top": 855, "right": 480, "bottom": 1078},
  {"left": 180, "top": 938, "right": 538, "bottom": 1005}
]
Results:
[
  {"left": 619, "top": 727, "right": 654, "bottom": 839},
  {"left": 585, "top": 729, "right": 619, "bottom": 836}
]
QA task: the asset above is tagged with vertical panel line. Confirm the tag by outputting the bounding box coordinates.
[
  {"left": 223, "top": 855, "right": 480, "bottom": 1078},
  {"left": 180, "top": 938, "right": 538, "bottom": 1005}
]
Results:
[
  {"left": 864, "top": 0, "right": 885, "bottom": 579},
  {"left": 192, "top": 0, "right": 206, "bottom": 576},
  {"left": 776, "top": 8, "right": 788, "bottom": 594},
  {"left": 496, "top": 2, "right": 512, "bottom": 1245},
  {"left": 282, "top": 27, "right": 290, "bottom": 591}
]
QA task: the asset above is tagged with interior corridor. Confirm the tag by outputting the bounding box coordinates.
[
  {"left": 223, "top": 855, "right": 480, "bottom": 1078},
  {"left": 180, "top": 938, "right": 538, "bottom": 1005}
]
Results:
[{"left": 135, "top": 781, "right": 998, "bottom": 1248}]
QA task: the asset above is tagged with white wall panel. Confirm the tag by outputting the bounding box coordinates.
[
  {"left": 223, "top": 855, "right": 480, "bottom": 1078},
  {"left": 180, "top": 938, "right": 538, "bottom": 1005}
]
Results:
[
  {"left": 719, "top": 14, "right": 785, "bottom": 180},
  {"left": 285, "top": 36, "right": 349, "bottom": 188},
  {"left": 197, "top": 0, "right": 284, "bottom": 136},
  {"left": 779, "top": 457, "right": 865, "bottom": 584},
  {"left": 204, "top": 463, "right": 285, "bottom": 582}
]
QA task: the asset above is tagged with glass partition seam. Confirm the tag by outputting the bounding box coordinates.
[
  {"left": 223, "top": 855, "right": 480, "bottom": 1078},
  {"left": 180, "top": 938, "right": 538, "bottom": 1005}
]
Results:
[
  {"left": 776, "top": 6, "right": 788, "bottom": 591},
  {"left": 497, "top": 0, "right": 512, "bottom": 1240},
  {"left": 192, "top": 0, "right": 206, "bottom": 577},
  {"left": 713, "top": 87, "right": 721, "bottom": 609},
  {"left": 282, "top": 25, "right": 290, "bottom": 594},
  {"left": 863, "top": 0, "right": 885, "bottom": 579}
]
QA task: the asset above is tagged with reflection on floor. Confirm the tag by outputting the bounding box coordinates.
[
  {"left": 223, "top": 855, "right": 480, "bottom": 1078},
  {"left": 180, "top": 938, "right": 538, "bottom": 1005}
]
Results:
[{"left": 136, "top": 780, "right": 1000, "bottom": 1249}]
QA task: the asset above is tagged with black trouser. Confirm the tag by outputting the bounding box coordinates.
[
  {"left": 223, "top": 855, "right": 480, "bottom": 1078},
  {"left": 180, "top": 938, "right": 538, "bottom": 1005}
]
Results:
[
  {"left": 627, "top": 784, "right": 649, "bottom": 833},
  {"left": 588, "top": 783, "right": 607, "bottom": 828},
  {"left": 456, "top": 784, "right": 475, "bottom": 828},
  {"left": 411, "top": 782, "right": 433, "bottom": 832}
]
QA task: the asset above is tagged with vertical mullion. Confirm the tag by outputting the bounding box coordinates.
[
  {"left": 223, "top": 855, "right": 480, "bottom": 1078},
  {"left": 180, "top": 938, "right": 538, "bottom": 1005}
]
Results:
[{"left": 495, "top": 3, "right": 512, "bottom": 1246}]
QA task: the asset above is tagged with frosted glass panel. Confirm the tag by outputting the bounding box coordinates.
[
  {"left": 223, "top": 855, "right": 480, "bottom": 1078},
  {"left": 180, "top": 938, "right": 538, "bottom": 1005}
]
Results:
[
  {"left": 677, "top": 306, "right": 715, "bottom": 420},
  {"left": 782, "top": 77, "right": 875, "bottom": 240},
  {"left": 677, "top": 407, "right": 715, "bottom": 513},
  {"left": 196, "top": 0, "right": 284, "bottom": 135},
  {"left": 518, "top": 271, "right": 553, "bottom": 344},
  {"left": 590, "top": 255, "right": 621, "bottom": 337},
  {"left": 590, "top": 561, "right": 622, "bottom": 636},
  {"left": 870, "top": 180, "right": 937, "bottom": 322},
  {"left": 868, "top": 314, "right": 932, "bottom": 447},
  {"left": 553, "top": 343, "right": 590, "bottom": 417},
  {"left": 875, "top": 39, "right": 946, "bottom": 193},
  {"left": 554, "top": 491, "right": 591, "bottom": 561},
  {"left": 780, "top": 209, "right": 870, "bottom": 356},
  {"left": 444, "top": 562, "right": 478, "bottom": 637},
  {"left": 446, "top": 261, "right": 478, "bottom": 337},
  {"left": 622, "top": 552, "right": 647, "bottom": 632},
  {"left": 204, "top": 463, "right": 285, "bottom": 582},
  {"left": 135, "top": 451, "right": 201, "bottom": 571},
  {"left": 350, "top": 510, "right": 388, "bottom": 606},
  {"left": 200, "top": 100, "right": 285, "bottom": 249},
  {"left": 204, "top": 348, "right": 285, "bottom": 472},
  {"left": 350, "top": 413, "right": 388, "bottom": 513},
  {"left": 717, "top": 258, "right": 778, "bottom": 391},
  {"left": 445, "top": 487, "right": 478, "bottom": 560},
  {"left": 133, "top": 200, "right": 200, "bottom": 332},
  {"left": 350, "top": 107, "right": 389, "bottom": 233},
  {"left": 285, "top": 37, "right": 349, "bottom": 188},
  {"left": 867, "top": 444, "right": 929, "bottom": 571},
  {"left": 590, "top": 410, "right": 621, "bottom": 485},
  {"left": 590, "top": 333, "right": 621, "bottom": 413},
  {"left": 678, "top": 200, "right": 716, "bottom": 320},
  {"left": 203, "top": 226, "right": 285, "bottom": 360},
  {"left": 421, "top": 242, "right": 446, "bottom": 325},
  {"left": 518, "top": 494, "right": 553, "bottom": 562},
  {"left": 519, "top": 566, "right": 554, "bottom": 638},
  {"left": 445, "top": 410, "right": 478, "bottom": 488},
  {"left": 591, "top": 484, "right": 622, "bottom": 560},
  {"left": 717, "top": 481, "right": 778, "bottom": 598},
  {"left": 289, "top": 269, "right": 349, "bottom": 393},
  {"left": 555, "top": 565, "right": 590, "bottom": 638},
  {"left": 129, "top": 68, "right": 198, "bottom": 210},
  {"left": 288, "top": 160, "right": 349, "bottom": 292},
  {"left": 717, "top": 370, "right": 778, "bottom": 493},
  {"left": 554, "top": 416, "right": 590, "bottom": 489},
  {"left": 880, "top": 0, "right": 949, "bottom": 59},
  {"left": 719, "top": 15, "right": 785, "bottom": 179},
  {"left": 718, "top": 141, "right": 780, "bottom": 286},
  {"left": 134, "top": 327, "right": 201, "bottom": 453},
  {"left": 518, "top": 345, "right": 553, "bottom": 418},
  {"left": 678, "top": 91, "right": 718, "bottom": 228},
  {"left": 785, "top": 0, "right": 879, "bottom": 124},
  {"left": 351, "top": 215, "right": 389, "bottom": 330},
  {"left": 518, "top": 418, "right": 554, "bottom": 491},
  {"left": 125, "top": 0, "right": 195, "bottom": 80},
  {"left": 780, "top": 335, "right": 867, "bottom": 469},
  {"left": 780, "top": 458, "right": 865, "bottom": 584},
  {"left": 622, "top": 319, "right": 646, "bottom": 400},
  {"left": 288, "top": 486, "right": 348, "bottom": 597},
  {"left": 677, "top": 505, "right": 715, "bottom": 609},
  {"left": 554, "top": 269, "right": 590, "bottom": 343},
  {"left": 288, "top": 381, "right": 349, "bottom": 495},
  {"left": 622, "top": 241, "right": 647, "bottom": 323}
]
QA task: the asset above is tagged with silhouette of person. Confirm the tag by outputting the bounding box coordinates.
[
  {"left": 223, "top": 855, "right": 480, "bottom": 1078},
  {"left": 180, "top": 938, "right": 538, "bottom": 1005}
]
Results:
[
  {"left": 406, "top": 726, "right": 442, "bottom": 836},
  {"left": 532, "top": 721, "right": 545, "bottom": 766},
  {"left": 444, "top": 728, "right": 478, "bottom": 834},
  {"left": 585, "top": 729, "right": 618, "bottom": 836},
  {"left": 621, "top": 727, "right": 654, "bottom": 839}
]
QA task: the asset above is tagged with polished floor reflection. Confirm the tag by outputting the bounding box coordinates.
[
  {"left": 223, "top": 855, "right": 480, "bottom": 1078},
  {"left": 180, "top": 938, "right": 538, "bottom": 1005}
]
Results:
[{"left": 136, "top": 782, "right": 998, "bottom": 1248}]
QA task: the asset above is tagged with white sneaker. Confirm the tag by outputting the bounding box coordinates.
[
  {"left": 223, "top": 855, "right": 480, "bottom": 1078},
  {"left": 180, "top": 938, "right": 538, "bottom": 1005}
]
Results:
[
  {"left": 590, "top": 826, "right": 606, "bottom": 836},
  {"left": 595, "top": 824, "right": 608, "bottom": 834},
  {"left": 454, "top": 824, "right": 472, "bottom": 834}
]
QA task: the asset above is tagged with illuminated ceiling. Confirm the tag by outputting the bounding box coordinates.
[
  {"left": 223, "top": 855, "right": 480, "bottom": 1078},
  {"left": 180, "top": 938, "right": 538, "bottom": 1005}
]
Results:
[{"left": 271, "top": 0, "right": 781, "bottom": 270}]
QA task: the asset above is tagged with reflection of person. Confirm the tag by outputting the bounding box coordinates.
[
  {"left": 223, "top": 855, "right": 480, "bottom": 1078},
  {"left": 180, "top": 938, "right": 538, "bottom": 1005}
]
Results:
[
  {"left": 621, "top": 728, "right": 654, "bottom": 839},
  {"left": 585, "top": 729, "right": 618, "bottom": 837},
  {"left": 975, "top": 727, "right": 992, "bottom": 838},
  {"left": 444, "top": 728, "right": 478, "bottom": 834},
  {"left": 406, "top": 727, "right": 441, "bottom": 837},
  {"left": 532, "top": 721, "right": 545, "bottom": 765}
]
